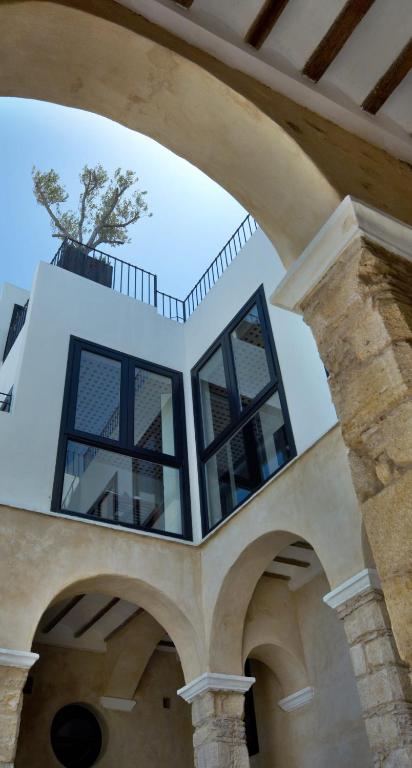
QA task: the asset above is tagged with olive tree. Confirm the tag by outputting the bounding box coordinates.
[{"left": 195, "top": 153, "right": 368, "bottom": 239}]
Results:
[{"left": 32, "top": 164, "right": 152, "bottom": 249}]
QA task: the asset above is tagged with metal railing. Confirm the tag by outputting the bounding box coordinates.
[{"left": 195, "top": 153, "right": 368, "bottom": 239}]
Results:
[
  {"left": 51, "top": 240, "right": 157, "bottom": 305},
  {"left": 183, "top": 214, "right": 258, "bottom": 319},
  {"left": 0, "top": 390, "right": 12, "bottom": 412},
  {"left": 3, "top": 301, "right": 29, "bottom": 362},
  {"left": 50, "top": 213, "right": 258, "bottom": 323}
]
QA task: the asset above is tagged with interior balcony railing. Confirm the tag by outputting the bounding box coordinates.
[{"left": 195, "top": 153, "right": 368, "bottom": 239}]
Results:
[{"left": 50, "top": 213, "right": 258, "bottom": 323}]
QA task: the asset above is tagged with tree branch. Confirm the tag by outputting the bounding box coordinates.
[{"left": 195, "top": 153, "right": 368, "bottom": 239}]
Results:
[
  {"left": 37, "top": 186, "right": 71, "bottom": 239},
  {"left": 86, "top": 181, "right": 130, "bottom": 247}
]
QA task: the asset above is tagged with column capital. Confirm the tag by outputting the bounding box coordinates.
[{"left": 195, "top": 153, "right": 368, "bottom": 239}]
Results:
[
  {"left": 323, "top": 568, "right": 381, "bottom": 610},
  {"left": 271, "top": 195, "right": 412, "bottom": 314},
  {"left": 0, "top": 649, "right": 39, "bottom": 670},
  {"left": 177, "top": 672, "right": 255, "bottom": 703}
]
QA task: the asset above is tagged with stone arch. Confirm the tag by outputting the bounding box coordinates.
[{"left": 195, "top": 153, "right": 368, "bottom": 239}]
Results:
[
  {"left": 242, "top": 575, "right": 309, "bottom": 696},
  {"left": 29, "top": 572, "right": 202, "bottom": 683},
  {"left": 247, "top": 644, "right": 308, "bottom": 697},
  {"left": 3, "top": 2, "right": 412, "bottom": 269},
  {"left": 0, "top": 0, "right": 338, "bottom": 268},
  {"left": 203, "top": 426, "right": 367, "bottom": 674}
]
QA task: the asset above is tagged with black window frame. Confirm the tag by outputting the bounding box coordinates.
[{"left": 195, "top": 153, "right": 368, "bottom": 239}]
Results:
[
  {"left": 52, "top": 336, "right": 192, "bottom": 541},
  {"left": 192, "top": 286, "right": 296, "bottom": 535}
]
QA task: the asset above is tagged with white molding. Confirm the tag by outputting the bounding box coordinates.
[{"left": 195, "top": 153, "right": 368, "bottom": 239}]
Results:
[
  {"left": 271, "top": 196, "right": 412, "bottom": 314},
  {"left": 323, "top": 568, "right": 381, "bottom": 610},
  {"left": 100, "top": 696, "right": 136, "bottom": 712},
  {"left": 0, "top": 648, "right": 39, "bottom": 670},
  {"left": 177, "top": 673, "right": 255, "bottom": 703},
  {"left": 278, "top": 686, "right": 314, "bottom": 712}
]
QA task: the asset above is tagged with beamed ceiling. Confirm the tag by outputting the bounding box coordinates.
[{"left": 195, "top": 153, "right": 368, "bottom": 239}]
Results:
[{"left": 120, "top": 0, "right": 412, "bottom": 161}]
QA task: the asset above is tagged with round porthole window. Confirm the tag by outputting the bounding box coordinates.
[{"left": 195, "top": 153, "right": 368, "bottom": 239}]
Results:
[{"left": 51, "top": 704, "right": 102, "bottom": 768}]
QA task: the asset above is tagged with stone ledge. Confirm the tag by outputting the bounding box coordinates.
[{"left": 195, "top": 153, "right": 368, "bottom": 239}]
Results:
[
  {"left": 0, "top": 649, "right": 39, "bottom": 671},
  {"left": 323, "top": 569, "right": 381, "bottom": 610},
  {"left": 177, "top": 673, "right": 255, "bottom": 704}
]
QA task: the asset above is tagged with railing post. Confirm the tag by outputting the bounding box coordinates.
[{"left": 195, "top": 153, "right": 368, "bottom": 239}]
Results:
[{"left": 154, "top": 275, "right": 158, "bottom": 308}]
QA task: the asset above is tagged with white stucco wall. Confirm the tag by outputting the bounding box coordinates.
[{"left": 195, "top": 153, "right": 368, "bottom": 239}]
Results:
[{"left": 0, "top": 229, "right": 336, "bottom": 541}]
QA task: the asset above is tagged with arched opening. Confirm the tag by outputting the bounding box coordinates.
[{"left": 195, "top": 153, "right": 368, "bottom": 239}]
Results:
[
  {"left": 216, "top": 535, "right": 373, "bottom": 767},
  {"left": 16, "top": 583, "right": 196, "bottom": 768}
]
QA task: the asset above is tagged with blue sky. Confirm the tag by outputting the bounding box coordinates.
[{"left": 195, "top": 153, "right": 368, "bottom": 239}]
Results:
[{"left": 0, "top": 98, "right": 246, "bottom": 297}]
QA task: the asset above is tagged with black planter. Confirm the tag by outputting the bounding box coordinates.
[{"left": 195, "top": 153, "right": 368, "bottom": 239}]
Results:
[{"left": 57, "top": 243, "right": 113, "bottom": 288}]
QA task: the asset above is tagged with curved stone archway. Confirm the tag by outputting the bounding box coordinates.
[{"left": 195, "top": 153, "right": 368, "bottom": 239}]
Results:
[
  {"left": 0, "top": 506, "right": 204, "bottom": 682},
  {"left": 202, "top": 427, "right": 367, "bottom": 674},
  {"left": 3, "top": 0, "right": 412, "bottom": 269}
]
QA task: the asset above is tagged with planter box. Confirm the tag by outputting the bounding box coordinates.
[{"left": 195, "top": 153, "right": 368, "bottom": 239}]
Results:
[{"left": 57, "top": 243, "right": 113, "bottom": 288}]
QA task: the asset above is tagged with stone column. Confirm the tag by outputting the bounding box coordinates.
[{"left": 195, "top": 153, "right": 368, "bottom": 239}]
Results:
[
  {"left": 0, "top": 649, "right": 39, "bottom": 767},
  {"left": 271, "top": 196, "right": 412, "bottom": 673},
  {"left": 324, "top": 569, "right": 412, "bottom": 767},
  {"left": 177, "top": 672, "right": 255, "bottom": 768}
]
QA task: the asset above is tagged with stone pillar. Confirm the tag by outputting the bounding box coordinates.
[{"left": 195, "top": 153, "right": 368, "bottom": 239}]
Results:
[
  {"left": 177, "top": 672, "right": 255, "bottom": 768},
  {"left": 0, "top": 649, "right": 39, "bottom": 767},
  {"left": 271, "top": 196, "right": 412, "bottom": 673},
  {"left": 324, "top": 569, "right": 412, "bottom": 767}
]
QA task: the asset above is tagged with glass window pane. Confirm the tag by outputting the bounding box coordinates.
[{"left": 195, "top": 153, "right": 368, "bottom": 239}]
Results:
[
  {"left": 205, "top": 429, "right": 254, "bottom": 529},
  {"left": 198, "top": 347, "right": 231, "bottom": 447},
  {"left": 75, "top": 351, "right": 121, "bottom": 440},
  {"left": 62, "top": 441, "right": 182, "bottom": 535},
  {"left": 251, "top": 393, "right": 288, "bottom": 479},
  {"left": 134, "top": 367, "right": 175, "bottom": 455},
  {"left": 231, "top": 304, "right": 271, "bottom": 409},
  {"left": 204, "top": 392, "right": 290, "bottom": 530}
]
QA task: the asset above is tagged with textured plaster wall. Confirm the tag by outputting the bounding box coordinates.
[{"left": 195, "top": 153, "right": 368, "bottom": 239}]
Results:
[
  {"left": 248, "top": 574, "right": 372, "bottom": 768},
  {"left": 15, "top": 645, "right": 193, "bottom": 768}
]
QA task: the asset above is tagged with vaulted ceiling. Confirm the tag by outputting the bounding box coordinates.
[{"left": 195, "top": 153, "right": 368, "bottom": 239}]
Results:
[{"left": 120, "top": 0, "right": 412, "bottom": 162}]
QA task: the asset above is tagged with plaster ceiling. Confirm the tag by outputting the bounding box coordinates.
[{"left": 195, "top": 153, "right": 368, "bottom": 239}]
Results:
[{"left": 118, "top": 0, "right": 412, "bottom": 162}]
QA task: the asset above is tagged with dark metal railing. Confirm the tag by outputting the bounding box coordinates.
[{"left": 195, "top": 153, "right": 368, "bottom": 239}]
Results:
[
  {"left": 156, "top": 291, "right": 185, "bottom": 323},
  {"left": 51, "top": 239, "right": 157, "bottom": 305},
  {"left": 3, "top": 301, "right": 29, "bottom": 362},
  {"left": 50, "top": 213, "right": 258, "bottom": 323},
  {"left": 183, "top": 214, "right": 258, "bottom": 319},
  {"left": 0, "top": 390, "right": 12, "bottom": 412}
]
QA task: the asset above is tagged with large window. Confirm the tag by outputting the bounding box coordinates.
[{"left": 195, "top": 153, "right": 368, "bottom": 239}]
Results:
[
  {"left": 52, "top": 338, "right": 191, "bottom": 540},
  {"left": 192, "top": 287, "right": 295, "bottom": 534}
]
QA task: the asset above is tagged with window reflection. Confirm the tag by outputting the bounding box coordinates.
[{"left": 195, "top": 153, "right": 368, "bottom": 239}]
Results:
[
  {"left": 231, "top": 304, "right": 271, "bottom": 409},
  {"left": 134, "top": 368, "right": 175, "bottom": 455},
  {"left": 62, "top": 441, "right": 182, "bottom": 535},
  {"left": 198, "top": 347, "right": 231, "bottom": 446},
  {"left": 204, "top": 394, "right": 290, "bottom": 529},
  {"left": 75, "top": 351, "right": 121, "bottom": 440}
]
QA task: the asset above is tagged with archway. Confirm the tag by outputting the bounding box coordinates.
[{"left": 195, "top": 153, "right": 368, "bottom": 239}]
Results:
[
  {"left": 237, "top": 538, "right": 373, "bottom": 767},
  {"left": 5, "top": 1, "right": 412, "bottom": 272},
  {"left": 15, "top": 578, "right": 197, "bottom": 768}
]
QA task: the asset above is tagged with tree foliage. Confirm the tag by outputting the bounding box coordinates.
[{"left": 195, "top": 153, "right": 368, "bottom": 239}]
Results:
[{"left": 32, "top": 164, "right": 152, "bottom": 249}]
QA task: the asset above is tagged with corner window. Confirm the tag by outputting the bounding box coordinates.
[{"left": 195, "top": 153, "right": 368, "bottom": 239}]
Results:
[
  {"left": 192, "top": 287, "right": 295, "bottom": 534},
  {"left": 53, "top": 338, "right": 191, "bottom": 540}
]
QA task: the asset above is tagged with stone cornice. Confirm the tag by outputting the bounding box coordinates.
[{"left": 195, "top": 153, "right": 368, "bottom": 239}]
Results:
[
  {"left": 177, "top": 672, "right": 255, "bottom": 703},
  {"left": 100, "top": 696, "right": 136, "bottom": 712},
  {"left": 278, "top": 686, "right": 315, "bottom": 712},
  {"left": 323, "top": 568, "right": 381, "bottom": 610},
  {"left": 270, "top": 196, "right": 412, "bottom": 314},
  {"left": 0, "top": 648, "right": 39, "bottom": 670}
]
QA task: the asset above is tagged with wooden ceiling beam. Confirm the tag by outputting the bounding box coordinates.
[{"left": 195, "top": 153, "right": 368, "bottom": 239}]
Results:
[
  {"left": 173, "top": 0, "right": 194, "bottom": 8},
  {"left": 41, "top": 594, "right": 85, "bottom": 634},
  {"left": 291, "top": 540, "right": 313, "bottom": 550},
  {"left": 74, "top": 597, "right": 120, "bottom": 638},
  {"left": 303, "top": 0, "right": 376, "bottom": 82},
  {"left": 274, "top": 556, "right": 311, "bottom": 568},
  {"left": 362, "top": 39, "right": 412, "bottom": 114},
  {"left": 263, "top": 571, "right": 290, "bottom": 581},
  {"left": 245, "top": 0, "right": 290, "bottom": 50}
]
